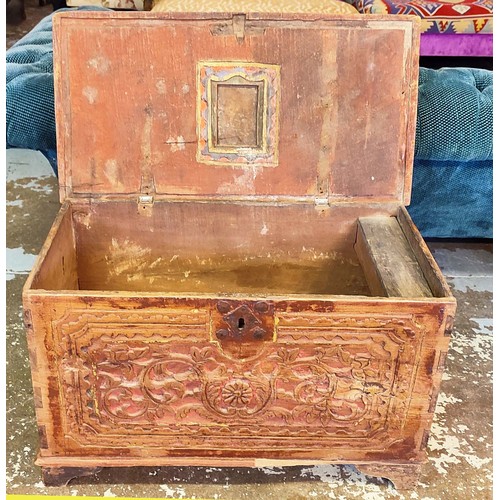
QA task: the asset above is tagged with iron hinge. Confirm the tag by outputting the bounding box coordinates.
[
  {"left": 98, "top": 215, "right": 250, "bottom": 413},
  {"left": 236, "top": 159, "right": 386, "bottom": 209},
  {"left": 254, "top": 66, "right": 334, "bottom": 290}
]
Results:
[
  {"left": 314, "top": 196, "right": 330, "bottom": 208},
  {"left": 138, "top": 175, "right": 155, "bottom": 214}
]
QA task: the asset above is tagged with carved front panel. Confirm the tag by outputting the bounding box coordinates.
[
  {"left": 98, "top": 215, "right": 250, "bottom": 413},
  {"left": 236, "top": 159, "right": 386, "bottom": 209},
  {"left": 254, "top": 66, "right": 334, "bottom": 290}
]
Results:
[{"left": 54, "top": 309, "right": 423, "bottom": 451}]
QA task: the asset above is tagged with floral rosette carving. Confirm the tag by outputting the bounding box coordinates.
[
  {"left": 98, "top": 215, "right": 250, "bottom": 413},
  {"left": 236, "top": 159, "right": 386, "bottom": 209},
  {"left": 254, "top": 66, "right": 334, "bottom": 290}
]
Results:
[
  {"left": 222, "top": 380, "right": 252, "bottom": 406},
  {"left": 203, "top": 375, "right": 274, "bottom": 418}
]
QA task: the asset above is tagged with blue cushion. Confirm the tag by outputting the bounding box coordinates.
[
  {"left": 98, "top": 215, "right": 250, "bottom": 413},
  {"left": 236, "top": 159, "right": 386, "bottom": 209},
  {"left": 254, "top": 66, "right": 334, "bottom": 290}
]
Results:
[
  {"left": 415, "top": 67, "right": 493, "bottom": 162},
  {"left": 6, "top": 7, "right": 109, "bottom": 152},
  {"left": 408, "top": 159, "right": 492, "bottom": 239}
]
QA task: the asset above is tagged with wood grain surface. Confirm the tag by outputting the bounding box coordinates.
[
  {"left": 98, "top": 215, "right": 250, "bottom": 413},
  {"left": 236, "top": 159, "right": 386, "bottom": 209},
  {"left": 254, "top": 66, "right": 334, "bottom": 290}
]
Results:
[
  {"left": 355, "top": 216, "right": 433, "bottom": 298},
  {"left": 53, "top": 12, "right": 419, "bottom": 205},
  {"left": 22, "top": 11, "right": 454, "bottom": 491}
]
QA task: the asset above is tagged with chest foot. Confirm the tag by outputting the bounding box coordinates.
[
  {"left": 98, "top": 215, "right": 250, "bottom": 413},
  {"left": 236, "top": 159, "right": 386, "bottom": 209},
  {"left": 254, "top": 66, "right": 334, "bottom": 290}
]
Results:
[
  {"left": 41, "top": 466, "right": 102, "bottom": 487},
  {"left": 356, "top": 463, "right": 423, "bottom": 490}
]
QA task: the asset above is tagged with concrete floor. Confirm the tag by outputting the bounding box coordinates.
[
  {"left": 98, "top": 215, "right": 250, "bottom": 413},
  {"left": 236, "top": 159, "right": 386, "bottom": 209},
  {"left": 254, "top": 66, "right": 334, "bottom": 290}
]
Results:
[
  {"left": 6, "top": 0, "right": 53, "bottom": 49},
  {"left": 6, "top": 149, "right": 493, "bottom": 499}
]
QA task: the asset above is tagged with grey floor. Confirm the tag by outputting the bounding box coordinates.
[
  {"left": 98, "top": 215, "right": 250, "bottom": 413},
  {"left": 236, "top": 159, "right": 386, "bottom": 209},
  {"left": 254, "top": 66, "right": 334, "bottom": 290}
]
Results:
[{"left": 6, "top": 149, "right": 493, "bottom": 499}]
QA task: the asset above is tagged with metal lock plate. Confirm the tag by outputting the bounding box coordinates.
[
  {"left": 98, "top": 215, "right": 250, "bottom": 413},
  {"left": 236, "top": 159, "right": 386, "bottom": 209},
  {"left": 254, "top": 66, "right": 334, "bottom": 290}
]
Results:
[{"left": 212, "top": 300, "right": 275, "bottom": 346}]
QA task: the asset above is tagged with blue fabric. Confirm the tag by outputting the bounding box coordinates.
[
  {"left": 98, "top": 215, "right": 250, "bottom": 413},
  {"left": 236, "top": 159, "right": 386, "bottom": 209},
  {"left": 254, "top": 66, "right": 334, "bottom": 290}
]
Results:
[
  {"left": 7, "top": 13, "right": 56, "bottom": 151},
  {"left": 408, "top": 159, "right": 493, "bottom": 238},
  {"left": 6, "top": 7, "right": 109, "bottom": 152},
  {"left": 415, "top": 67, "right": 493, "bottom": 162},
  {"left": 409, "top": 67, "right": 493, "bottom": 238}
]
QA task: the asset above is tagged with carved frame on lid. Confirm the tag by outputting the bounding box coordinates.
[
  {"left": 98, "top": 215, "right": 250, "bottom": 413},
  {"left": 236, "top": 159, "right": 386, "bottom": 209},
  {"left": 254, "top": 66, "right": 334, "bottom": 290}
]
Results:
[{"left": 196, "top": 61, "right": 280, "bottom": 167}]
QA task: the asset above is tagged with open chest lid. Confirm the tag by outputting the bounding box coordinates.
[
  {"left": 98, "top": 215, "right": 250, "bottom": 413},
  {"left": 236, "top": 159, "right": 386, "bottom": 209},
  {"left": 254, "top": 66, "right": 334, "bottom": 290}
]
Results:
[{"left": 53, "top": 11, "right": 420, "bottom": 206}]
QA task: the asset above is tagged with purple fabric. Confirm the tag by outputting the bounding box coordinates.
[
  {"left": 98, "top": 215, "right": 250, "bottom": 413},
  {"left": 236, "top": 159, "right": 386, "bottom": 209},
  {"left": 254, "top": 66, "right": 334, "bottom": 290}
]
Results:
[{"left": 420, "top": 33, "right": 493, "bottom": 57}]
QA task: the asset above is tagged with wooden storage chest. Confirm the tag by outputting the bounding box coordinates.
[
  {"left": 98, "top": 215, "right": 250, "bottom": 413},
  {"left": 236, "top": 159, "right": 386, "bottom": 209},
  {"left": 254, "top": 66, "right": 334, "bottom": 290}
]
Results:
[{"left": 23, "top": 10, "right": 456, "bottom": 489}]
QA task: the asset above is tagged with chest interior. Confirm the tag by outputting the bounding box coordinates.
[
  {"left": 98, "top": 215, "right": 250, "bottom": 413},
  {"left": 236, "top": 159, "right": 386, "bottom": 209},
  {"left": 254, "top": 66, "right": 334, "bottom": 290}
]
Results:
[{"left": 30, "top": 200, "right": 443, "bottom": 298}]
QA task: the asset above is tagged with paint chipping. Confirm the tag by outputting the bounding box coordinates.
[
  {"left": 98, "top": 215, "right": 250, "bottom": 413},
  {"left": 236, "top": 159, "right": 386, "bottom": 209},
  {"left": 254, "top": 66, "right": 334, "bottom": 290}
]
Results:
[
  {"left": 156, "top": 79, "right": 167, "bottom": 94},
  {"left": 428, "top": 389, "right": 492, "bottom": 478},
  {"left": 104, "top": 159, "right": 124, "bottom": 190},
  {"left": 106, "top": 238, "right": 152, "bottom": 276},
  {"left": 150, "top": 257, "right": 163, "bottom": 268},
  {"left": 258, "top": 467, "right": 285, "bottom": 476},
  {"left": 6, "top": 247, "right": 37, "bottom": 275},
  {"left": 167, "top": 136, "right": 187, "bottom": 152},
  {"left": 216, "top": 166, "right": 260, "bottom": 194},
  {"left": 182, "top": 83, "right": 190, "bottom": 94},
  {"left": 88, "top": 56, "right": 110, "bottom": 74},
  {"left": 142, "top": 111, "right": 154, "bottom": 163},
  {"left": 83, "top": 86, "right": 98, "bottom": 104},
  {"left": 470, "top": 317, "right": 493, "bottom": 336},
  {"left": 159, "top": 484, "right": 187, "bottom": 497},
  {"left": 73, "top": 211, "right": 92, "bottom": 229},
  {"left": 11, "top": 178, "right": 53, "bottom": 194},
  {"left": 7, "top": 199, "right": 23, "bottom": 207}
]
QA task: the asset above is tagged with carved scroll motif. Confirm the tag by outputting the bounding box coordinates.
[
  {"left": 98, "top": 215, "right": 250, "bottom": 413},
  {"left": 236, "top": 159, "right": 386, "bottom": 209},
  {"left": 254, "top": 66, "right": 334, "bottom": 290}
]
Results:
[{"left": 55, "top": 310, "right": 423, "bottom": 450}]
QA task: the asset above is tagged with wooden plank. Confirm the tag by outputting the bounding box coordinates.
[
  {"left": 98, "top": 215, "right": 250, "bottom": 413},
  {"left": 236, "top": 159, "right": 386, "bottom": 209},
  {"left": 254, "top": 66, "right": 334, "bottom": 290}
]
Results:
[
  {"left": 401, "top": 23, "right": 421, "bottom": 205},
  {"left": 397, "top": 207, "right": 453, "bottom": 298},
  {"left": 24, "top": 203, "right": 79, "bottom": 292},
  {"left": 354, "top": 216, "right": 433, "bottom": 298},
  {"left": 353, "top": 226, "right": 387, "bottom": 297}
]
